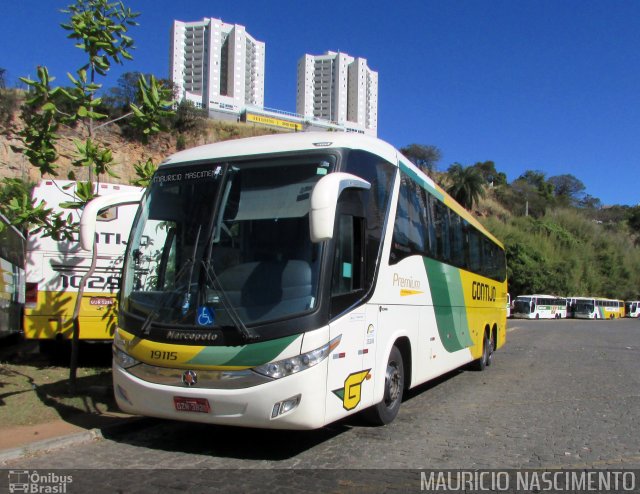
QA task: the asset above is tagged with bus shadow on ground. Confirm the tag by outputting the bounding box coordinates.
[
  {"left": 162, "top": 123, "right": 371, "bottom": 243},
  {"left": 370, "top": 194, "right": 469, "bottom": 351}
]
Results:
[
  {"left": 103, "top": 418, "right": 351, "bottom": 461},
  {"left": 101, "top": 368, "right": 468, "bottom": 462}
]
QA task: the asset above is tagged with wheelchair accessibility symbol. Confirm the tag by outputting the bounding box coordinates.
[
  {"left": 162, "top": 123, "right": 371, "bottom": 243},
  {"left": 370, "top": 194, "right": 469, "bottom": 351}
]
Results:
[{"left": 196, "top": 306, "right": 215, "bottom": 326}]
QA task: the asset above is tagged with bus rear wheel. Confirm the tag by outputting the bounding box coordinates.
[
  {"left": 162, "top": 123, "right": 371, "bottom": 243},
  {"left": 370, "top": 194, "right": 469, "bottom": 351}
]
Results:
[
  {"left": 473, "top": 333, "right": 492, "bottom": 371},
  {"left": 363, "top": 346, "right": 404, "bottom": 426}
]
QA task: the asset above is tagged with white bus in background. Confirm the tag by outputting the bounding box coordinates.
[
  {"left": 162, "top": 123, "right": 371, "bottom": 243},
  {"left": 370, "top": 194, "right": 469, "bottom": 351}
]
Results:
[
  {"left": 625, "top": 300, "right": 640, "bottom": 318},
  {"left": 511, "top": 294, "right": 567, "bottom": 319},
  {"left": 572, "top": 297, "right": 625, "bottom": 319},
  {"left": 24, "top": 180, "right": 142, "bottom": 344}
]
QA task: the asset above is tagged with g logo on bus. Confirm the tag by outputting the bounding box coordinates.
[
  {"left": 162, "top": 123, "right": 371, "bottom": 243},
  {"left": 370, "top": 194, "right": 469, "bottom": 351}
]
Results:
[
  {"left": 182, "top": 370, "right": 198, "bottom": 387},
  {"left": 332, "top": 369, "right": 371, "bottom": 411}
]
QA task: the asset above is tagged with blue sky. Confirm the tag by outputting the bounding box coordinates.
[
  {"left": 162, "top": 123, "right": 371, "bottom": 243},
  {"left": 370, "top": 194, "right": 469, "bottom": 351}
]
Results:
[{"left": 2, "top": 0, "right": 639, "bottom": 205}]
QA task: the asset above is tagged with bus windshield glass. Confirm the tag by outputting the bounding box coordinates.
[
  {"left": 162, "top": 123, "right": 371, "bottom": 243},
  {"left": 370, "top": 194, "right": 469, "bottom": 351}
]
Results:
[
  {"left": 575, "top": 301, "right": 594, "bottom": 314},
  {"left": 513, "top": 298, "right": 532, "bottom": 314},
  {"left": 121, "top": 156, "right": 332, "bottom": 334}
]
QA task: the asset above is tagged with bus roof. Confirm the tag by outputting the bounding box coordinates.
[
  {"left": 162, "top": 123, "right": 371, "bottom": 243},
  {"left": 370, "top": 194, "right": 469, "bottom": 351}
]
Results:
[
  {"left": 160, "top": 132, "right": 503, "bottom": 248},
  {"left": 161, "top": 132, "right": 400, "bottom": 167},
  {"left": 515, "top": 294, "right": 565, "bottom": 299},
  {"left": 32, "top": 180, "right": 142, "bottom": 209}
]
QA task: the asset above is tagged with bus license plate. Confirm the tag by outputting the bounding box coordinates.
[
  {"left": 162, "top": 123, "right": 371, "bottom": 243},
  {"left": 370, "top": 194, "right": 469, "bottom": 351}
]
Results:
[{"left": 173, "top": 396, "right": 210, "bottom": 413}]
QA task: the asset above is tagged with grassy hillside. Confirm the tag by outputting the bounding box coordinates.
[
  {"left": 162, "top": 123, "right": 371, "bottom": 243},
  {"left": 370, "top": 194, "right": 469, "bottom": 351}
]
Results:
[{"left": 480, "top": 194, "right": 640, "bottom": 300}]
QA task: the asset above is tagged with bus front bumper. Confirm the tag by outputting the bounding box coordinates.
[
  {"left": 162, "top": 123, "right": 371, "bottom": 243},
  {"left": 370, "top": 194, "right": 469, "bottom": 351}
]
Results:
[{"left": 113, "top": 359, "right": 329, "bottom": 430}]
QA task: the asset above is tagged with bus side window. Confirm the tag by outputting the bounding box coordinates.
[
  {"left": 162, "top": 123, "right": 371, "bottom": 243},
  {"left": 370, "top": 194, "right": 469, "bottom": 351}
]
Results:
[
  {"left": 330, "top": 212, "right": 365, "bottom": 318},
  {"left": 331, "top": 214, "right": 364, "bottom": 297}
]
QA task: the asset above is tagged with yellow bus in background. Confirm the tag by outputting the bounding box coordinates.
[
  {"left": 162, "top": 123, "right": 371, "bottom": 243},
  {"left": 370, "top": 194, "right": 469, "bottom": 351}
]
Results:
[{"left": 24, "top": 180, "right": 141, "bottom": 343}]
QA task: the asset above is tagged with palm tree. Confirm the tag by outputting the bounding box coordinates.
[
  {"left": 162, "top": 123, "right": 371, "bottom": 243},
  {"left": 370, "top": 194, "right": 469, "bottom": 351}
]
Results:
[{"left": 446, "top": 163, "right": 486, "bottom": 210}]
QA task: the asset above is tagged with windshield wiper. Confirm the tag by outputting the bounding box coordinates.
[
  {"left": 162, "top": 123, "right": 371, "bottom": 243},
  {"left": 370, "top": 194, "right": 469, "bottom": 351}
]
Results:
[
  {"left": 201, "top": 259, "right": 259, "bottom": 342},
  {"left": 139, "top": 256, "right": 195, "bottom": 335},
  {"left": 140, "top": 225, "right": 202, "bottom": 335}
]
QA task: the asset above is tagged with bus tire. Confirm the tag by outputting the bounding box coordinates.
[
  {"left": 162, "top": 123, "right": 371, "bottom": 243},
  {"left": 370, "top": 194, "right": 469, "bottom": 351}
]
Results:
[
  {"left": 363, "top": 346, "right": 404, "bottom": 426},
  {"left": 486, "top": 332, "right": 495, "bottom": 367},
  {"left": 473, "top": 333, "right": 491, "bottom": 371}
]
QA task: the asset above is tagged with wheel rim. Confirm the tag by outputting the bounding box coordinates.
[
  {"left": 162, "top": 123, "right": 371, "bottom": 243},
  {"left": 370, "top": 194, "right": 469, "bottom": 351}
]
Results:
[{"left": 384, "top": 361, "right": 401, "bottom": 407}]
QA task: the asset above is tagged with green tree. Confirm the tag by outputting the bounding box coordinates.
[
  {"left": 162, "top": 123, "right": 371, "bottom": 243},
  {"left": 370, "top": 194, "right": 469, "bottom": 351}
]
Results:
[
  {"left": 173, "top": 99, "right": 207, "bottom": 134},
  {"left": 471, "top": 160, "right": 507, "bottom": 186},
  {"left": 578, "top": 194, "right": 602, "bottom": 210},
  {"left": 13, "top": 0, "right": 174, "bottom": 388},
  {"left": 400, "top": 144, "right": 442, "bottom": 175},
  {"left": 548, "top": 174, "right": 586, "bottom": 207},
  {"left": 445, "top": 163, "right": 486, "bottom": 210}
]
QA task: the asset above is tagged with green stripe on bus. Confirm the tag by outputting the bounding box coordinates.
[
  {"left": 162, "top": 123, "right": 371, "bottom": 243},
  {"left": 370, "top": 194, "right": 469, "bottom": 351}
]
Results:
[
  {"left": 398, "top": 161, "right": 444, "bottom": 201},
  {"left": 423, "top": 257, "right": 473, "bottom": 352},
  {"left": 187, "top": 334, "right": 299, "bottom": 366}
]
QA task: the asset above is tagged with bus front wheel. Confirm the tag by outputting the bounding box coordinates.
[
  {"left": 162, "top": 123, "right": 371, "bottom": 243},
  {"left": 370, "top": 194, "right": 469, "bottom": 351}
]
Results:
[{"left": 363, "top": 346, "right": 404, "bottom": 426}]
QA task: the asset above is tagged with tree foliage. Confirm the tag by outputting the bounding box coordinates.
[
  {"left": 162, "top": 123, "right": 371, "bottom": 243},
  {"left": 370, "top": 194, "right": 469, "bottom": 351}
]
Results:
[
  {"left": 548, "top": 174, "right": 586, "bottom": 207},
  {"left": 471, "top": 160, "right": 507, "bottom": 186},
  {"left": 445, "top": 163, "right": 486, "bottom": 210},
  {"left": 8, "top": 0, "right": 175, "bottom": 386},
  {"left": 400, "top": 144, "right": 442, "bottom": 175}
]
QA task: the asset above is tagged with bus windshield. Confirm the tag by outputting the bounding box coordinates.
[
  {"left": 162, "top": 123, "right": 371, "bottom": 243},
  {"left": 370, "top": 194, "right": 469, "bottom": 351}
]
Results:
[
  {"left": 513, "top": 298, "right": 532, "bottom": 314},
  {"left": 121, "top": 156, "right": 332, "bottom": 337},
  {"left": 575, "top": 301, "right": 594, "bottom": 314}
]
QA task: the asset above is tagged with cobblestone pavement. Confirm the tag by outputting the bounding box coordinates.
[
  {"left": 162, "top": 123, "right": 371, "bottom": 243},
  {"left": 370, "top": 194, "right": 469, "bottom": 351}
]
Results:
[{"left": 4, "top": 318, "right": 640, "bottom": 488}]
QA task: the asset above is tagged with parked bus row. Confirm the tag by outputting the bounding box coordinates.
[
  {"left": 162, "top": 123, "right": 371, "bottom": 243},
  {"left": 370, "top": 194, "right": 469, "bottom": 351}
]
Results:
[{"left": 510, "top": 294, "right": 638, "bottom": 319}]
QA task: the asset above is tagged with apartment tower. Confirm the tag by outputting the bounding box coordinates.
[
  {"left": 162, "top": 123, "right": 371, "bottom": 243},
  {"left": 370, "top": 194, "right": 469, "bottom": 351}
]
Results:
[
  {"left": 170, "top": 18, "right": 265, "bottom": 115},
  {"left": 296, "top": 51, "right": 378, "bottom": 135}
]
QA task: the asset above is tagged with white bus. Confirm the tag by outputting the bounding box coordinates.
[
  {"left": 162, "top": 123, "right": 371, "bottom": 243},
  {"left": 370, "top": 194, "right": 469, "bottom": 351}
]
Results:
[
  {"left": 24, "top": 180, "right": 141, "bottom": 342},
  {"left": 0, "top": 213, "right": 26, "bottom": 337},
  {"left": 81, "top": 132, "right": 508, "bottom": 429},
  {"left": 572, "top": 297, "right": 624, "bottom": 319},
  {"left": 511, "top": 294, "right": 567, "bottom": 319},
  {"left": 625, "top": 301, "right": 640, "bottom": 318}
]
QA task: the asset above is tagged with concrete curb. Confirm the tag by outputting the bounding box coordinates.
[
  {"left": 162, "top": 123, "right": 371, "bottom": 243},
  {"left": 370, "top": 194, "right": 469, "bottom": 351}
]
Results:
[{"left": 0, "top": 417, "right": 151, "bottom": 465}]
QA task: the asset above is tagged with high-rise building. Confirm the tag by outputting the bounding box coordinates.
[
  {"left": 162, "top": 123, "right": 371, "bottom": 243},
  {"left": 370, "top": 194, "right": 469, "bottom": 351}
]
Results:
[
  {"left": 296, "top": 51, "right": 378, "bottom": 135},
  {"left": 170, "top": 18, "right": 265, "bottom": 117}
]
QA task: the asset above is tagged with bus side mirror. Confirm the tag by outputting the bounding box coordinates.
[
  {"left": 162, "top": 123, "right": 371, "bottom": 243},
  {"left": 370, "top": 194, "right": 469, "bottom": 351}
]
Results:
[
  {"left": 309, "top": 172, "right": 371, "bottom": 243},
  {"left": 79, "top": 191, "right": 143, "bottom": 251}
]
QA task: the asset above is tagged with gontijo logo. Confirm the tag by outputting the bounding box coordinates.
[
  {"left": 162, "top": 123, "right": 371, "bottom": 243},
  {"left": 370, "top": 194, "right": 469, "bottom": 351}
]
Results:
[
  {"left": 471, "top": 281, "right": 496, "bottom": 302},
  {"left": 332, "top": 369, "right": 371, "bottom": 411}
]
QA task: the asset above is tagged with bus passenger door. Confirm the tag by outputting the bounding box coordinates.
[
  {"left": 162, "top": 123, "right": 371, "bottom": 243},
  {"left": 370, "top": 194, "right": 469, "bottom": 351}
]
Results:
[{"left": 324, "top": 208, "right": 373, "bottom": 423}]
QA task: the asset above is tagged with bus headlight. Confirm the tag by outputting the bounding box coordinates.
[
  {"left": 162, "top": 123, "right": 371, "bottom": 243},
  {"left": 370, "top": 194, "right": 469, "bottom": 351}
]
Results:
[
  {"left": 253, "top": 335, "right": 341, "bottom": 379},
  {"left": 113, "top": 347, "right": 140, "bottom": 369}
]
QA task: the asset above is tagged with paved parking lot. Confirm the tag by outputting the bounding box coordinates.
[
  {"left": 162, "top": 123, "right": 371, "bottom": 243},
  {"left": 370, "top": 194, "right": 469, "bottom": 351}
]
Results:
[{"left": 4, "top": 318, "right": 640, "bottom": 490}]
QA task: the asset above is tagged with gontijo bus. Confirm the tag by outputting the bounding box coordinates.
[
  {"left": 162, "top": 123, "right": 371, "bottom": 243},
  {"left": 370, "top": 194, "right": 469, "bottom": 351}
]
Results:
[
  {"left": 80, "top": 132, "right": 508, "bottom": 429},
  {"left": 511, "top": 294, "right": 567, "bottom": 319},
  {"left": 24, "top": 180, "right": 141, "bottom": 342},
  {"left": 573, "top": 297, "right": 625, "bottom": 319},
  {"left": 625, "top": 301, "right": 640, "bottom": 318}
]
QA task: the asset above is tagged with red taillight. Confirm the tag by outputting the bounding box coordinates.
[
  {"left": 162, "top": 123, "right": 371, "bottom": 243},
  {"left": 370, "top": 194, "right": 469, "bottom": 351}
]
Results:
[{"left": 25, "top": 282, "right": 38, "bottom": 305}]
